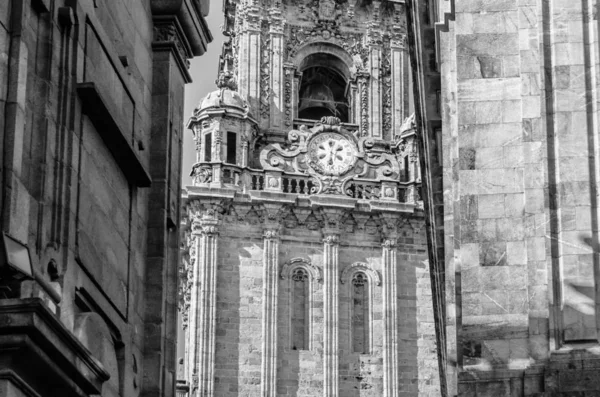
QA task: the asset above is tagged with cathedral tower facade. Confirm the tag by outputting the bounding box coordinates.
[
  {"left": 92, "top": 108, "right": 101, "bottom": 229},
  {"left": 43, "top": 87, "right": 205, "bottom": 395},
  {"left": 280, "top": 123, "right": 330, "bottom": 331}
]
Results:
[{"left": 179, "top": 1, "right": 438, "bottom": 396}]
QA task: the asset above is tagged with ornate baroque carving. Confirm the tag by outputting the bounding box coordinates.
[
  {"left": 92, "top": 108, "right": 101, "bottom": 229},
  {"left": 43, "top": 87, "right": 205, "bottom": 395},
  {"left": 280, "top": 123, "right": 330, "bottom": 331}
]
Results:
[
  {"left": 283, "top": 65, "right": 294, "bottom": 126},
  {"left": 358, "top": 75, "right": 369, "bottom": 136},
  {"left": 260, "top": 20, "right": 271, "bottom": 119},
  {"left": 382, "top": 36, "right": 392, "bottom": 138},
  {"left": 260, "top": 117, "right": 399, "bottom": 195}
]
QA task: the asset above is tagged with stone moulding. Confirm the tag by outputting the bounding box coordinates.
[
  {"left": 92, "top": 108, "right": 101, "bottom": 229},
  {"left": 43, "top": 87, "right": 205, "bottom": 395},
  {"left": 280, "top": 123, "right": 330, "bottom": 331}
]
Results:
[
  {"left": 340, "top": 262, "right": 381, "bottom": 286},
  {"left": 280, "top": 257, "right": 323, "bottom": 281}
]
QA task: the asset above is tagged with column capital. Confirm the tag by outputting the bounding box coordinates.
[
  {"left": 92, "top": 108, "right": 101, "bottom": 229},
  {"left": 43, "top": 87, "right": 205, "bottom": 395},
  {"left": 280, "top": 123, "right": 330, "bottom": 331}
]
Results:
[
  {"left": 381, "top": 237, "right": 398, "bottom": 250},
  {"left": 263, "top": 229, "right": 280, "bottom": 240},
  {"left": 322, "top": 231, "right": 340, "bottom": 246},
  {"left": 192, "top": 217, "right": 219, "bottom": 236}
]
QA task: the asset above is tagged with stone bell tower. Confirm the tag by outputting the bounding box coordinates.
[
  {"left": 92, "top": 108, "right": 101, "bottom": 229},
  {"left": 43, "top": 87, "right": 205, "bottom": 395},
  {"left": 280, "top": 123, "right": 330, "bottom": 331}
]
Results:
[{"left": 179, "top": 0, "right": 438, "bottom": 396}]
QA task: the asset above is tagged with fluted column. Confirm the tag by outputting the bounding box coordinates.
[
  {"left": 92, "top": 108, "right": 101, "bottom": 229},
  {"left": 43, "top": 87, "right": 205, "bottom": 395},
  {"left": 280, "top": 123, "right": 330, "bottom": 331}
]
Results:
[
  {"left": 261, "top": 227, "right": 280, "bottom": 396},
  {"left": 323, "top": 230, "right": 340, "bottom": 397},
  {"left": 189, "top": 217, "right": 219, "bottom": 397},
  {"left": 382, "top": 237, "right": 399, "bottom": 397}
]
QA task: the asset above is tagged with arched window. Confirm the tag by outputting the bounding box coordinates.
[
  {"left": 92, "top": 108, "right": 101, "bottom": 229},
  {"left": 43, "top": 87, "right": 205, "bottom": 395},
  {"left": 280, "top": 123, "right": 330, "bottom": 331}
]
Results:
[
  {"left": 297, "top": 53, "right": 351, "bottom": 122},
  {"left": 341, "top": 262, "right": 380, "bottom": 354},
  {"left": 291, "top": 268, "right": 309, "bottom": 350},
  {"left": 281, "top": 258, "right": 323, "bottom": 351},
  {"left": 352, "top": 272, "right": 369, "bottom": 353}
]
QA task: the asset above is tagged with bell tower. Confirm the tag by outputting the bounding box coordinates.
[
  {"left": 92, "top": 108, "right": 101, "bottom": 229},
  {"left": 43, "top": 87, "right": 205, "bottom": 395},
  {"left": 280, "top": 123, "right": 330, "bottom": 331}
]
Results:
[{"left": 180, "top": 1, "right": 439, "bottom": 396}]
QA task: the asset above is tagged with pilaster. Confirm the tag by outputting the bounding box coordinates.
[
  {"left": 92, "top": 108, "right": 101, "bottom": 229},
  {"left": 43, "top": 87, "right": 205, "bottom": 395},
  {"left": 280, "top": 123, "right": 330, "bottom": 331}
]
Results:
[
  {"left": 382, "top": 236, "right": 399, "bottom": 397},
  {"left": 268, "top": 8, "right": 285, "bottom": 129},
  {"left": 390, "top": 30, "right": 408, "bottom": 138},
  {"left": 189, "top": 216, "right": 220, "bottom": 397},
  {"left": 322, "top": 228, "right": 340, "bottom": 397},
  {"left": 238, "top": 6, "right": 261, "bottom": 117},
  {"left": 260, "top": 224, "right": 280, "bottom": 397}
]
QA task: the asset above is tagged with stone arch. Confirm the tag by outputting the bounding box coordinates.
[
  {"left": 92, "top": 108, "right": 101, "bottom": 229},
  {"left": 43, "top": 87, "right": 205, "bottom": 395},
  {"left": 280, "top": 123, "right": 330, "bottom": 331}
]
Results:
[
  {"left": 291, "top": 42, "right": 354, "bottom": 79},
  {"left": 280, "top": 257, "right": 322, "bottom": 281},
  {"left": 340, "top": 262, "right": 381, "bottom": 286}
]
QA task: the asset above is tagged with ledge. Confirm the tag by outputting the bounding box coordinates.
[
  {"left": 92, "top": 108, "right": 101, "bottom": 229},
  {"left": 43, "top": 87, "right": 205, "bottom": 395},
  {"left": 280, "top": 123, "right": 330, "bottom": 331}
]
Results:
[
  {"left": 77, "top": 83, "right": 151, "bottom": 187},
  {"left": 0, "top": 298, "right": 110, "bottom": 396}
]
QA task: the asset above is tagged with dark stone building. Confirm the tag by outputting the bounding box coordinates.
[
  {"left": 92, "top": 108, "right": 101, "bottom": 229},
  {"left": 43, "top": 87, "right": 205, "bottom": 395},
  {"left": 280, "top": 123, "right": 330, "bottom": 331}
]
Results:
[{"left": 0, "top": 1, "right": 211, "bottom": 396}]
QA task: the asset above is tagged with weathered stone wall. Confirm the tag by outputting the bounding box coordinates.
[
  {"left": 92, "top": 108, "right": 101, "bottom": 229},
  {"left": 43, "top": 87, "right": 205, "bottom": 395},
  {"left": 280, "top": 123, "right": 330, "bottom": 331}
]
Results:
[
  {"left": 0, "top": 1, "right": 210, "bottom": 397},
  {"left": 411, "top": 0, "right": 600, "bottom": 393}
]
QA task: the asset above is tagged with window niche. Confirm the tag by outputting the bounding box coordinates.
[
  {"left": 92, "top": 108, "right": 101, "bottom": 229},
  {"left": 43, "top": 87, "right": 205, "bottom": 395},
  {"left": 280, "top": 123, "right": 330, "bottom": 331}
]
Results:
[
  {"left": 351, "top": 272, "right": 369, "bottom": 354},
  {"left": 281, "top": 258, "right": 323, "bottom": 351},
  {"left": 204, "top": 132, "right": 212, "bottom": 162},
  {"left": 341, "top": 262, "right": 381, "bottom": 355},
  {"left": 291, "top": 268, "right": 309, "bottom": 350}
]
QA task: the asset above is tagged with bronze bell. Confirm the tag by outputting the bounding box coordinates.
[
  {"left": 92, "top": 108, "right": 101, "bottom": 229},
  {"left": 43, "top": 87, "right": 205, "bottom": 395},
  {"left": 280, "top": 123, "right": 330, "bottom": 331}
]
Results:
[{"left": 298, "top": 83, "right": 338, "bottom": 119}]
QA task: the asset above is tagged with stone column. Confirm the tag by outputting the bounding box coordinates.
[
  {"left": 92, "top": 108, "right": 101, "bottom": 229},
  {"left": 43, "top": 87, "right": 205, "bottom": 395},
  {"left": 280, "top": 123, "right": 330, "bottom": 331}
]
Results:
[
  {"left": 261, "top": 227, "right": 280, "bottom": 397},
  {"left": 322, "top": 230, "right": 340, "bottom": 397},
  {"left": 382, "top": 237, "right": 399, "bottom": 397},
  {"left": 189, "top": 217, "right": 219, "bottom": 396}
]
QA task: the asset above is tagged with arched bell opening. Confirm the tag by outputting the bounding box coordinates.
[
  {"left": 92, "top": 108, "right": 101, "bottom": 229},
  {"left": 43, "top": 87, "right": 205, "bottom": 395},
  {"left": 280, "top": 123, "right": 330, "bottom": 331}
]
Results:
[{"left": 297, "top": 53, "right": 351, "bottom": 122}]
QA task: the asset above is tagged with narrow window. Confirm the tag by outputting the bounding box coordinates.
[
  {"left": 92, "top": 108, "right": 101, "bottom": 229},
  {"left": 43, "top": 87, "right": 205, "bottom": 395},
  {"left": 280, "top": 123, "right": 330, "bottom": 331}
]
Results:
[
  {"left": 204, "top": 133, "right": 212, "bottom": 162},
  {"left": 352, "top": 273, "right": 369, "bottom": 354},
  {"left": 404, "top": 156, "right": 410, "bottom": 181},
  {"left": 291, "top": 268, "right": 309, "bottom": 350},
  {"left": 226, "top": 132, "right": 237, "bottom": 164}
]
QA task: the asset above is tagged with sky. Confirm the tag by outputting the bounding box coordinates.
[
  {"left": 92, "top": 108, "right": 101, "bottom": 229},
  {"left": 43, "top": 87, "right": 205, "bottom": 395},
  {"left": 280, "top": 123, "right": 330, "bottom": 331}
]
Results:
[{"left": 181, "top": 0, "right": 226, "bottom": 186}]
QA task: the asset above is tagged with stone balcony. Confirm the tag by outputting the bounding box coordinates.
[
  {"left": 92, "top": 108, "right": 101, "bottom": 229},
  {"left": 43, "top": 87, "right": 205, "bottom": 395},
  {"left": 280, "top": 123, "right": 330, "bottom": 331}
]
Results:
[{"left": 189, "top": 161, "right": 422, "bottom": 210}]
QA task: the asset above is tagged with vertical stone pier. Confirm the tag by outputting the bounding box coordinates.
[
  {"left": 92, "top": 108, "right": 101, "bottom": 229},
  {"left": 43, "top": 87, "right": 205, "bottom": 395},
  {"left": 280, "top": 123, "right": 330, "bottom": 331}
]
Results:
[
  {"left": 322, "top": 230, "right": 340, "bottom": 397},
  {"left": 190, "top": 215, "right": 219, "bottom": 396},
  {"left": 261, "top": 226, "right": 280, "bottom": 396}
]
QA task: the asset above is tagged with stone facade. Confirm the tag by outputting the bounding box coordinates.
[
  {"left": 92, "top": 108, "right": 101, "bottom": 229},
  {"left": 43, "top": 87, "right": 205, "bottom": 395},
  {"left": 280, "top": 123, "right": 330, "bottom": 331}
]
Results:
[
  {"left": 0, "top": 1, "right": 210, "bottom": 397},
  {"left": 409, "top": 0, "right": 600, "bottom": 395},
  {"left": 180, "top": 0, "right": 439, "bottom": 396}
]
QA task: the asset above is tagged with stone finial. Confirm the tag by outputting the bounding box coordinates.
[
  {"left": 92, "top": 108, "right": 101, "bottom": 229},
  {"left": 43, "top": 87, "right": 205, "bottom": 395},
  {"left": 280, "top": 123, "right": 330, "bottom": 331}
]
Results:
[{"left": 215, "top": 70, "right": 237, "bottom": 91}]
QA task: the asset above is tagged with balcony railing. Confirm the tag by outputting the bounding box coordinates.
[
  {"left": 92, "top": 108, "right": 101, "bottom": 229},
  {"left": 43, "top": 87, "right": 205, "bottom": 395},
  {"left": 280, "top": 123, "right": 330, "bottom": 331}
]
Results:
[{"left": 190, "top": 161, "right": 422, "bottom": 205}]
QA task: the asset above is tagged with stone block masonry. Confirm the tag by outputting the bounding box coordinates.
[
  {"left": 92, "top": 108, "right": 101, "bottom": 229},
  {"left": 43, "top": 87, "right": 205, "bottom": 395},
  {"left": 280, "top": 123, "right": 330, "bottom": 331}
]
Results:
[{"left": 180, "top": 196, "right": 439, "bottom": 396}]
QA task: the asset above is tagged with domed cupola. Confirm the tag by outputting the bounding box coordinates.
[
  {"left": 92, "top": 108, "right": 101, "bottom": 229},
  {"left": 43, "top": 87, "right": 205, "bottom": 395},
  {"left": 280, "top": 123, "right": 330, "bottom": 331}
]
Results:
[
  {"left": 195, "top": 72, "right": 254, "bottom": 119},
  {"left": 187, "top": 71, "right": 258, "bottom": 187}
]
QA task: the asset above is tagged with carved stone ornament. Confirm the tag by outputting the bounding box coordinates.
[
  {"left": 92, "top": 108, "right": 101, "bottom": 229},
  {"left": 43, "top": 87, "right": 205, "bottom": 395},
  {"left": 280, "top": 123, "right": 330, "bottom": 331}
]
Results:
[
  {"left": 263, "top": 229, "right": 280, "bottom": 240},
  {"left": 260, "top": 117, "right": 400, "bottom": 195},
  {"left": 281, "top": 258, "right": 323, "bottom": 281},
  {"left": 322, "top": 234, "right": 339, "bottom": 245},
  {"left": 318, "top": 0, "right": 338, "bottom": 20},
  {"left": 340, "top": 262, "right": 382, "bottom": 286},
  {"left": 381, "top": 238, "right": 397, "bottom": 249}
]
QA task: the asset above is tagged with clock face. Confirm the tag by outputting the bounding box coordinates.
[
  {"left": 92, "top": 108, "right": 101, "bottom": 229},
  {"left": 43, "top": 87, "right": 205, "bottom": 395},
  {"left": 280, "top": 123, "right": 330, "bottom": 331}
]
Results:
[{"left": 307, "top": 133, "right": 357, "bottom": 176}]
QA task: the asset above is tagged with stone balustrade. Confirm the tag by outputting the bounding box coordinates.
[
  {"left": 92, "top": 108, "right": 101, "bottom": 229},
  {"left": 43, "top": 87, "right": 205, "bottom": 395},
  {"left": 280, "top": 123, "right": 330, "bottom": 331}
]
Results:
[{"left": 190, "top": 161, "right": 422, "bottom": 205}]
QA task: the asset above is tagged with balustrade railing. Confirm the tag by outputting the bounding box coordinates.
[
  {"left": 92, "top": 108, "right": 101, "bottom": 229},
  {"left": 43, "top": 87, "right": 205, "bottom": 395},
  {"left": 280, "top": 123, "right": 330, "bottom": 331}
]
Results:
[
  {"left": 190, "top": 161, "right": 422, "bottom": 205},
  {"left": 282, "top": 174, "right": 315, "bottom": 195}
]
